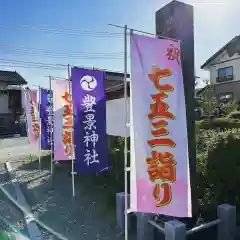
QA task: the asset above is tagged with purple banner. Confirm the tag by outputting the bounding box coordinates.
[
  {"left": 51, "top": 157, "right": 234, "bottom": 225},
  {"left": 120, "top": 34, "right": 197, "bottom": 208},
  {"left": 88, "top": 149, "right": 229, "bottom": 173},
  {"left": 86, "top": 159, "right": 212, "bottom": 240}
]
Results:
[
  {"left": 40, "top": 88, "right": 53, "bottom": 150},
  {"left": 71, "top": 67, "right": 108, "bottom": 173}
]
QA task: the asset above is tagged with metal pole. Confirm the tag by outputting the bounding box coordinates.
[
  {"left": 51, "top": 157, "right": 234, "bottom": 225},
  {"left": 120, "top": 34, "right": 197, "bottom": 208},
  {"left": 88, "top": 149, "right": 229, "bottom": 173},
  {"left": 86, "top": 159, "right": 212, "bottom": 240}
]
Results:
[
  {"left": 68, "top": 64, "right": 75, "bottom": 197},
  {"left": 38, "top": 85, "right": 41, "bottom": 170},
  {"left": 123, "top": 24, "right": 128, "bottom": 240},
  {"left": 108, "top": 23, "right": 178, "bottom": 42},
  {"left": 49, "top": 76, "right": 54, "bottom": 176}
]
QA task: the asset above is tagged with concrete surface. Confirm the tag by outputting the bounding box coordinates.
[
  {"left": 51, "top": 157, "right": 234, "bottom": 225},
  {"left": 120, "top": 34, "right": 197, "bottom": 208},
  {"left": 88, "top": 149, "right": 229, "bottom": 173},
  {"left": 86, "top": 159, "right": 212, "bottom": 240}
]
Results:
[
  {"left": 0, "top": 137, "right": 49, "bottom": 239},
  {"left": 0, "top": 137, "right": 38, "bottom": 167},
  {"left": 5, "top": 161, "right": 42, "bottom": 240}
]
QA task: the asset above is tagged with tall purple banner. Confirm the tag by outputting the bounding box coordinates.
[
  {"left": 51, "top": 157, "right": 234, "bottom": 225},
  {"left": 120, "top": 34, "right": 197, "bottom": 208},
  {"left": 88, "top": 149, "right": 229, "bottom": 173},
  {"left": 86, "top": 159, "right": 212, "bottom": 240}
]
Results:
[
  {"left": 40, "top": 88, "right": 53, "bottom": 150},
  {"left": 71, "top": 67, "right": 108, "bottom": 173}
]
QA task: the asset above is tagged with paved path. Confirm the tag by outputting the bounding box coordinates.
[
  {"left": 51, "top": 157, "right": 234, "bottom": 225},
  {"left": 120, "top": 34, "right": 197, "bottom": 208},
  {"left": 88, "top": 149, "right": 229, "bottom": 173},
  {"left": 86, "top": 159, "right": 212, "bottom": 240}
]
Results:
[{"left": 0, "top": 137, "right": 38, "bottom": 166}]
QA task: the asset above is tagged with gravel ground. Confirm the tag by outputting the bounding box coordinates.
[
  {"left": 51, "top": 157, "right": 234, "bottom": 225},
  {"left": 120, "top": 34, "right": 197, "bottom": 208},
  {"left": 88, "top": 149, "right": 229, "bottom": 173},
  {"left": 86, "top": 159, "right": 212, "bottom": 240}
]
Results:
[
  {"left": 10, "top": 158, "right": 135, "bottom": 240},
  {"left": 0, "top": 137, "right": 54, "bottom": 239},
  {"left": 0, "top": 167, "right": 29, "bottom": 239},
  {"left": 0, "top": 137, "right": 39, "bottom": 169}
]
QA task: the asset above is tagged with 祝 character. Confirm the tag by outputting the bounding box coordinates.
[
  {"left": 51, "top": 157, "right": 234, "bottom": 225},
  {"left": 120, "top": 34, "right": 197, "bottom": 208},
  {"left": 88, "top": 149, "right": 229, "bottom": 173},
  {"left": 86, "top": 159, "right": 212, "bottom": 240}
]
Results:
[{"left": 166, "top": 44, "right": 181, "bottom": 65}]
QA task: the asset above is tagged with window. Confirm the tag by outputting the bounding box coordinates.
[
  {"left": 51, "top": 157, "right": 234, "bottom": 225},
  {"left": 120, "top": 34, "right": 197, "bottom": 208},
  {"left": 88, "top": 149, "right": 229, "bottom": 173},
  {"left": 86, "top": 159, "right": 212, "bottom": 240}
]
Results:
[
  {"left": 217, "top": 67, "right": 233, "bottom": 82},
  {"left": 218, "top": 92, "right": 233, "bottom": 104}
]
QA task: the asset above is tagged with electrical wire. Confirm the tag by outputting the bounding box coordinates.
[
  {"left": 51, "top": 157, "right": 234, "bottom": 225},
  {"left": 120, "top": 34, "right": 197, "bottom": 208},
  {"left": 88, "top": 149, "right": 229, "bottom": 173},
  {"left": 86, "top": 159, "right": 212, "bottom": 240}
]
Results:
[
  {"left": 0, "top": 58, "right": 65, "bottom": 67},
  {"left": 0, "top": 44, "right": 124, "bottom": 57},
  {"left": 0, "top": 24, "right": 124, "bottom": 38},
  {"left": 0, "top": 50, "right": 124, "bottom": 60},
  {"left": 0, "top": 64, "right": 66, "bottom": 71},
  {"left": 0, "top": 57, "right": 129, "bottom": 71}
]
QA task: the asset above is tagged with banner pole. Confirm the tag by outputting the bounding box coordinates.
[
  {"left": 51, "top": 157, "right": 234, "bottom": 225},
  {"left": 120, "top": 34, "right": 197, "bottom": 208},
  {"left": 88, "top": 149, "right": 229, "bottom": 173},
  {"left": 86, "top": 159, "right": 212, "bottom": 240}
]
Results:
[
  {"left": 38, "top": 85, "right": 41, "bottom": 170},
  {"left": 49, "top": 77, "right": 54, "bottom": 176},
  {"left": 123, "top": 24, "right": 129, "bottom": 240},
  {"left": 68, "top": 64, "right": 75, "bottom": 197}
]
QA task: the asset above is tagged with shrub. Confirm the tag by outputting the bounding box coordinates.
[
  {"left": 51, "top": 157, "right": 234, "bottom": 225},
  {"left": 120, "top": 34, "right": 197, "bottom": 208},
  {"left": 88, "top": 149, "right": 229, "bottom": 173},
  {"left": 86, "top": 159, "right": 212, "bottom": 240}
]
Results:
[
  {"left": 196, "top": 129, "right": 240, "bottom": 220},
  {"left": 105, "top": 132, "right": 240, "bottom": 220},
  {"left": 87, "top": 136, "right": 130, "bottom": 209},
  {"left": 196, "top": 118, "right": 240, "bottom": 130},
  {"left": 229, "top": 110, "right": 240, "bottom": 119},
  {"left": 87, "top": 131, "right": 240, "bottom": 221}
]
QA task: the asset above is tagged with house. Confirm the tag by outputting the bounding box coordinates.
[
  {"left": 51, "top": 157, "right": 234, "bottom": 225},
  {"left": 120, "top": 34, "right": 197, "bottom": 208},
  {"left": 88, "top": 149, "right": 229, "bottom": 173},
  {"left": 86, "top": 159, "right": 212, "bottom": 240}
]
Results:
[
  {"left": 105, "top": 81, "right": 130, "bottom": 137},
  {"left": 0, "top": 70, "right": 27, "bottom": 135},
  {"left": 201, "top": 35, "right": 240, "bottom": 104}
]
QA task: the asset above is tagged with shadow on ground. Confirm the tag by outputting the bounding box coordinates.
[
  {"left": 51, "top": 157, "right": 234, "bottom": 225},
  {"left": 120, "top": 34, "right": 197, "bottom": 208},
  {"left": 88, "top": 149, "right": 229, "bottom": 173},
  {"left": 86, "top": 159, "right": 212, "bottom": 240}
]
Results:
[{"left": 12, "top": 156, "right": 137, "bottom": 240}]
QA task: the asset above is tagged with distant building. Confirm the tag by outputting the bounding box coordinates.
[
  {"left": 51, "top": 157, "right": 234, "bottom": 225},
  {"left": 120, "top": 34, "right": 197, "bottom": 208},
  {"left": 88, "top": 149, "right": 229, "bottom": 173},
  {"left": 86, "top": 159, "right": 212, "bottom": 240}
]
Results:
[
  {"left": 0, "top": 70, "right": 27, "bottom": 135},
  {"left": 201, "top": 36, "right": 240, "bottom": 104}
]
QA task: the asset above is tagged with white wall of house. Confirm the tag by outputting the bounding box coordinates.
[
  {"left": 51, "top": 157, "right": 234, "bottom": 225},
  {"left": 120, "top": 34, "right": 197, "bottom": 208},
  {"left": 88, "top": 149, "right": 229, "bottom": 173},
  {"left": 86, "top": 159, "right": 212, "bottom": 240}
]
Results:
[
  {"left": 106, "top": 97, "right": 130, "bottom": 137},
  {"left": 0, "top": 94, "right": 9, "bottom": 114},
  {"left": 0, "top": 82, "right": 10, "bottom": 114},
  {"left": 208, "top": 50, "right": 240, "bottom": 84}
]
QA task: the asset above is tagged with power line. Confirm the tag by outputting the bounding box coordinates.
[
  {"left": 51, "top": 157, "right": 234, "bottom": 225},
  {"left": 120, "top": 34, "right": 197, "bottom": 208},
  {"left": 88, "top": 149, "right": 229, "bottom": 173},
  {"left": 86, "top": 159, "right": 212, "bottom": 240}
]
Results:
[
  {"left": 0, "top": 24, "right": 124, "bottom": 38},
  {"left": 0, "top": 58, "right": 66, "bottom": 67},
  {"left": 0, "top": 64, "right": 66, "bottom": 71},
  {"left": 7, "top": 24, "right": 123, "bottom": 34},
  {"left": 0, "top": 49, "right": 124, "bottom": 59},
  {"left": 0, "top": 44, "right": 124, "bottom": 56},
  {"left": 0, "top": 57, "right": 128, "bottom": 71},
  {"left": 0, "top": 57, "right": 126, "bottom": 68}
]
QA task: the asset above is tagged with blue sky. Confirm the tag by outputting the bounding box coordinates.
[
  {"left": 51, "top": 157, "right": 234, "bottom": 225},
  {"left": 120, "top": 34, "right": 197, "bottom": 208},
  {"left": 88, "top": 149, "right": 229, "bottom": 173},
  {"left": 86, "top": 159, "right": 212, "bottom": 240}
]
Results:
[{"left": 0, "top": 0, "right": 238, "bottom": 88}]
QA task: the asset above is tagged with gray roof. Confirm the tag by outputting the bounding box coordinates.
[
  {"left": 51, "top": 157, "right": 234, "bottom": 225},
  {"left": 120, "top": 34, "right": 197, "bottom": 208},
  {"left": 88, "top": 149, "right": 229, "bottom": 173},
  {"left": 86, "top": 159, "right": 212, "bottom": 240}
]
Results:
[
  {"left": 0, "top": 70, "right": 27, "bottom": 85},
  {"left": 106, "top": 82, "right": 130, "bottom": 100},
  {"left": 201, "top": 36, "right": 240, "bottom": 69}
]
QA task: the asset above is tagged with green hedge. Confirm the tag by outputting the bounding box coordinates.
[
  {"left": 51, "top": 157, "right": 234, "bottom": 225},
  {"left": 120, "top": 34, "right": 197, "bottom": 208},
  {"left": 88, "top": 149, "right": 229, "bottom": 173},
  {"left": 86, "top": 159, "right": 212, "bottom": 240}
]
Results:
[
  {"left": 196, "top": 129, "right": 240, "bottom": 220},
  {"left": 196, "top": 118, "right": 240, "bottom": 130},
  {"left": 228, "top": 110, "right": 240, "bottom": 119},
  {"left": 103, "top": 132, "right": 240, "bottom": 221},
  {"left": 104, "top": 133, "right": 240, "bottom": 221},
  {"left": 106, "top": 131, "right": 240, "bottom": 221}
]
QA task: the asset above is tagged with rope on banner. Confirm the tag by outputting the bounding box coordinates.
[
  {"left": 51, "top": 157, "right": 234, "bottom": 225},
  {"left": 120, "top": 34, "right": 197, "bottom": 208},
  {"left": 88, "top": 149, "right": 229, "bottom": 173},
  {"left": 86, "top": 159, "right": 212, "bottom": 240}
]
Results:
[
  {"left": 123, "top": 24, "right": 129, "bottom": 240},
  {"left": 38, "top": 85, "right": 42, "bottom": 170},
  {"left": 49, "top": 76, "right": 54, "bottom": 176},
  {"left": 108, "top": 23, "right": 130, "bottom": 240},
  {"left": 67, "top": 64, "right": 76, "bottom": 198},
  {"left": 44, "top": 75, "right": 69, "bottom": 80}
]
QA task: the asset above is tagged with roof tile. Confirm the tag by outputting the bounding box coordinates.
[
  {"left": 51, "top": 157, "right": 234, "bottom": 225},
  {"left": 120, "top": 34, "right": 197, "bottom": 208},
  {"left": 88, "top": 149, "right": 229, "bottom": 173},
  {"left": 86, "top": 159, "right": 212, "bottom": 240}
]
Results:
[{"left": 0, "top": 70, "right": 27, "bottom": 85}]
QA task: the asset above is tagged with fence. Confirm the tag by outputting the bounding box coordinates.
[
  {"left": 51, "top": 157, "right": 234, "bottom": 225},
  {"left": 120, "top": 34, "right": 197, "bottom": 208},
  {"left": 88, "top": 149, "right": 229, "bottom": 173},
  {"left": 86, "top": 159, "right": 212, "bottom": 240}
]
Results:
[{"left": 116, "top": 192, "right": 236, "bottom": 240}]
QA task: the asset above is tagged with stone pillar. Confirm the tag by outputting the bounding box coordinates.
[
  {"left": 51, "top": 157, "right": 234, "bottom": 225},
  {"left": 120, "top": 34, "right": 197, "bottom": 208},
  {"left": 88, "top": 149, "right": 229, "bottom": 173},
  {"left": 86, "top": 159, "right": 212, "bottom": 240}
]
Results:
[
  {"left": 165, "top": 220, "right": 186, "bottom": 240},
  {"left": 218, "top": 204, "right": 236, "bottom": 240},
  {"left": 116, "top": 192, "right": 131, "bottom": 231},
  {"left": 136, "top": 213, "right": 154, "bottom": 240}
]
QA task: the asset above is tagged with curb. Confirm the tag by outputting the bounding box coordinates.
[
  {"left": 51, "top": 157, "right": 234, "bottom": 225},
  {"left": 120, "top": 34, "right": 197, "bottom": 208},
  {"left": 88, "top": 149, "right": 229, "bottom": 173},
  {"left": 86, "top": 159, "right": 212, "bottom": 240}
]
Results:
[{"left": 5, "top": 161, "right": 43, "bottom": 240}]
